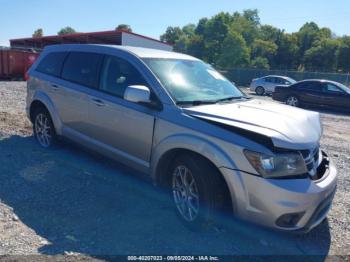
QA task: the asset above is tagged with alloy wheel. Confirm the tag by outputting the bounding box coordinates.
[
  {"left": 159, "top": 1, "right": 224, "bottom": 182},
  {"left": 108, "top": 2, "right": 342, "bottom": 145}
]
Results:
[
  {"left": 286, "top": 96, "right": 299, "bottom": 107},
  {"left": 172, "top": 165, "right": 200, "bottom": 222},
  {"left": 34, "top": 113, "right": 52, "bottom": 147},
  {"left": 256, "top": 87, "right": 265, "bottom": 96}
]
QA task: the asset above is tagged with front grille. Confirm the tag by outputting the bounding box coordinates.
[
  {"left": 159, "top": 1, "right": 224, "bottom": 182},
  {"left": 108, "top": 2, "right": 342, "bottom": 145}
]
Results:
[{"left": 300, "top": 146, "right": 326, "bottom": 180}]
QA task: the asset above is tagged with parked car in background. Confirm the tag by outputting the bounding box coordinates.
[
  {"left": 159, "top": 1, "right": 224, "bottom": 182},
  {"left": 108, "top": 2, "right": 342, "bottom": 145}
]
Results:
[
  {"left": 250, "top": 75, "right": 296, "bottom": 95},
  {"left": 26, "top": 45, "right": 337, "bottom": 232},
  {"left": 272, "top": 79, "right": 350, "bottom": 110}
]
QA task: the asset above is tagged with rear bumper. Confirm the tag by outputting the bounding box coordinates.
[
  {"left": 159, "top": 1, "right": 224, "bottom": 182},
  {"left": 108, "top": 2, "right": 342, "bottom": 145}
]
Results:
[{"left": 220, "top": 151, "right": 337, "bottom": 232}]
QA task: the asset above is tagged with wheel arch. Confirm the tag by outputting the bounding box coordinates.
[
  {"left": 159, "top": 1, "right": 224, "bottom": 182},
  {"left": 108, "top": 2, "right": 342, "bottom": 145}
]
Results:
[
  {"left": 29, "top": 91, "right": 63, "bottom": 135},
  {"left": 151, "top": 135, "right": 237, "bottom": 212}
]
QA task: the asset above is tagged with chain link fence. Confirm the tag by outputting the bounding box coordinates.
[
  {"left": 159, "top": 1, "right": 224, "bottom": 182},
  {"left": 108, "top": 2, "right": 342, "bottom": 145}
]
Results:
[{"left": 221, "top": 68, "right": 350, "bottom": 87}]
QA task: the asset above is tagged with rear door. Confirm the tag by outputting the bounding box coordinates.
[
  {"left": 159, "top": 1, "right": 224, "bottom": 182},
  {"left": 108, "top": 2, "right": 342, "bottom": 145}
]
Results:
[{"left": 58, "top": 51, "right": 104, "bottom": 135}]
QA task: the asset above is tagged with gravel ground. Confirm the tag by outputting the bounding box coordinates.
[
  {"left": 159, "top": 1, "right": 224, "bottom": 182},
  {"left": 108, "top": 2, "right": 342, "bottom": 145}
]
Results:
[{"left": 0, "top": 82, "right": 349, "bottom": 258}]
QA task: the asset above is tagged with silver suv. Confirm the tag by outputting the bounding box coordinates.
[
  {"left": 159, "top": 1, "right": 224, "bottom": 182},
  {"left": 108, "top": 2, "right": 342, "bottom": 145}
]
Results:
[{"left": 26, "top": 44, "right": 337, "bottom": 232}]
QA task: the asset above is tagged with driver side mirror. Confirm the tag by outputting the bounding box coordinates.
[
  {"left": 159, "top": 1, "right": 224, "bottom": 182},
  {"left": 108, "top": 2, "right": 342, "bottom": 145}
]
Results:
[{"left": 124, "top": 85, "right": 151, "bottom": 103}]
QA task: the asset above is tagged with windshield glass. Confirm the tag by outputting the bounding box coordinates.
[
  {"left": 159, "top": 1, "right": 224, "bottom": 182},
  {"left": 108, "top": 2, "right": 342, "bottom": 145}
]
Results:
[
  {"left": 286, "top": 77, "right": 297, "bottom": 84},
  {"left": 143, "top": 58, "right": 244, "bottom": 104}
]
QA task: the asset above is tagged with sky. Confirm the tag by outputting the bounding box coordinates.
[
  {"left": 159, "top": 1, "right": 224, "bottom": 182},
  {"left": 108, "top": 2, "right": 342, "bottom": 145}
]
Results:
[{"left": 1, "top": 0, "right": 350, "bottom": 46}]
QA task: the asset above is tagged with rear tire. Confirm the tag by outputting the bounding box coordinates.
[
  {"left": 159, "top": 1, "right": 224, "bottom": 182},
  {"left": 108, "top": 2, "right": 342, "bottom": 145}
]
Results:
[
  {"left": 256, "top": 86, "right": 265, "bottom": 96},
  {"left": 33, "top": 108, "right": 57, "bottom": 148},
  {"left": 169, "top": 154, "right": 229, "bottom": 231}
]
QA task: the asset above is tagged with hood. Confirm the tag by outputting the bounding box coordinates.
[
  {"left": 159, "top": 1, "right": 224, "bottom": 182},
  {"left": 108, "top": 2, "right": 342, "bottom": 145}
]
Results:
[{"left": 183, "top": 99, "right": 322, "bottom": 150}]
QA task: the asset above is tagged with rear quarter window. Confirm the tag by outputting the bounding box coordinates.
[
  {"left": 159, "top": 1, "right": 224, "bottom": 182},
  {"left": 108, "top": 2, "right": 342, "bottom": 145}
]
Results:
[
  {"left": 61, "top": 52, "right": 104, "bottom": 88},
  {"left": 36, "top": 52, "right": 68, "bottom": 77}
]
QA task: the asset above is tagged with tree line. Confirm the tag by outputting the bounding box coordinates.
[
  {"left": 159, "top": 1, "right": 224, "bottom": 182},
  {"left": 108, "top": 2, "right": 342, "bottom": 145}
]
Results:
[{"left": 160, "top": 10, "right": 350, "bottom": 73}]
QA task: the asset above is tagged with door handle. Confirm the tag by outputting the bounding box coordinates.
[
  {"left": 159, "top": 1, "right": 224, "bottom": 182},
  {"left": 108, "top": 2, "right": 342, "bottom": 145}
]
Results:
[
  {"left": 91, "top": 98, "right": 105, "bottom": 107},
  {"left": 51, "top": 84, "right": 59, "bottom": 90}
]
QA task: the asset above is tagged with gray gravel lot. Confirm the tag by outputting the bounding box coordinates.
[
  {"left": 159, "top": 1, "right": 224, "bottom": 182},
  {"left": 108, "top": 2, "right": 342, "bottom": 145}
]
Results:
[{"left": 0, "top": 82, "right": 349, "bottom": 257}]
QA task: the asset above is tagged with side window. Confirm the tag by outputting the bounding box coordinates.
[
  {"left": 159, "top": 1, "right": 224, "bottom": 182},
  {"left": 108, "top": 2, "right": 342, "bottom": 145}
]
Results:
[
  {"left": 299, "top": 82, "right": 322, "bottom": 91},
  {"left": 325, "top": 83, "right": 343, "bottom": 93},
  {"left": 264, "top": 77, "right": 272, "bottom": 83},
  {"left": 99, "top": 55, "right": 148, "bottom": 98},
  {"left": 278, "top": 78, "right": 290, "bottom": 85},
  {"left": 62, "top": 52, "right": 104, "bottom": 88},
  {"left": 36, "top": 52, "right": 67, "bottom": 77}
]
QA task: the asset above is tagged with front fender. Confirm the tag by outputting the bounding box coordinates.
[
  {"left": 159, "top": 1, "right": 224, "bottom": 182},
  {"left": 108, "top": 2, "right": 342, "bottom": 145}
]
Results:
[
  {"left": 31, "top": 91, "right": 63, "bottom": 135},
  {"left": 151, "top": 133, "right": 237, "bottom": 181}
]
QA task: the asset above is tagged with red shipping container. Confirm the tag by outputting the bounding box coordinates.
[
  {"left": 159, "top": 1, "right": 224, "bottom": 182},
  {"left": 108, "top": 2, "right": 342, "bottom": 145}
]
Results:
[{"left": 0, "top": 49, "right": 39, "bottom": 80}]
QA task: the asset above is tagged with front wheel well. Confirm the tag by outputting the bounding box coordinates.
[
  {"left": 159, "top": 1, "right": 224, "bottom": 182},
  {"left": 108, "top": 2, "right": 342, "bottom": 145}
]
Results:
[
  {"left": 29, "top": 100, "right": 49, "bottom": 123},
  {"left": 155, "top": 148, "right": 233, "bottom": 212}
]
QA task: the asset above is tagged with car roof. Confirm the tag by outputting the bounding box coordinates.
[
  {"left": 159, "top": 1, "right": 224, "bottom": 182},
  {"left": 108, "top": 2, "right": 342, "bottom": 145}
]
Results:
[
  {"left": 263, "top": 75, "right": 290, "bottom": 79},
  {"left": 43, "top": 44, "right": 199, "bottom": 61},
  {"left": 297, "top": 79, "right": 336, "bottom": 84}
]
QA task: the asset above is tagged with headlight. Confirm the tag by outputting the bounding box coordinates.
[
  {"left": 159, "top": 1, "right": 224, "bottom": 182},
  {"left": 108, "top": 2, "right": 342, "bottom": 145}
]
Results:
[{"left": 244, "top": 150, "right": 307, "bottom": 178}]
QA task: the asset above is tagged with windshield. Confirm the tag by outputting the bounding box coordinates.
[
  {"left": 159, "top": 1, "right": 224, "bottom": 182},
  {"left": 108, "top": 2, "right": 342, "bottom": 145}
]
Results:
[
  {"left": 286, "top": 77, "right": 297, "bottom": 84},
  {"left": 143, "top": 58, "right": 244, "bottom": 104}
]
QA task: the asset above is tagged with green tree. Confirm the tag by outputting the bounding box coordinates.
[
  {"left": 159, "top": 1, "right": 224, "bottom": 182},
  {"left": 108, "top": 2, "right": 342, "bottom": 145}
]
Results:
[
  {"left": 251, "top": 57, "right": 270, "bottom": 69},
  {"left": 160, "top": 26, "right": 184, "bottom": 44},
  {"left": 217, "top": 29, "right": 250, "bottom": 68},
  {"left": 182, "top": 24, "right": 196, "bottom": 37},
  {"left": 116, "top": 24, "right": 132, "bottom": 32},
  {"left": 259, "top": 25, "right": 280, "bottom": 42},
  {"left": 243, "top": 9, "right": 260, "bottom": 26},
  {"left": 337, "top": 36, "right": 350, "bottom": 72},
  {"left": 160, "top": 10, "right": 349, "bottom": 72},
  {"left": 230, "top": 10, "right": 260, "bottom": 46},
  {"left": 296, "top": 22, "right": 321, "bottom": 64},
  {"left": 304, "top": 38, "right": 340, "bottom": 71},
  {"left": 32, "top": 28, "right": 43, "bottom": 38},
  {"left": 57, "top": 26, "right": 77, "bottom": 35},
  {"left": 251, "top": 39, "right": 277, "bottom": 59},
  {"left": 274, "top": 33, "right": 299, "bottom": 69},
  {"left": 202, "top": 12, "right": 232, "bottom": 63},
  {"left": 195, "top": 18, "right": 208, "bottom": 35},
  {"left": 186, "top": 35, "right": 205, "bottom": 59}
]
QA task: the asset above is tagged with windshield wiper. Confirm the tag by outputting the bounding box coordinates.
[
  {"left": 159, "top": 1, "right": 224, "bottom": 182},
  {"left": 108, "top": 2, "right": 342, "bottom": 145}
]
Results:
[
  {"left": 177, "top": 96, "right": 251, "bottom": 106},
  {"left": 176, "top": 100, "right": 217, "bottom": 106},
  {"left": 215, "top": 96, "right": 250, "bottom": 103}
]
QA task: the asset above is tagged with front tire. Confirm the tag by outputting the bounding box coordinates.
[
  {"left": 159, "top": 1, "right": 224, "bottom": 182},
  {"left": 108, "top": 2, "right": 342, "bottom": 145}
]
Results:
[
  {"left": 33, "top": 108, "right": 56, "bottom": 148},
  {"left": 286, "top": 95, "right": 300, "bottom": 107},
  {"left": 169, "top": 154, "right": 229, "bottom": 230}
]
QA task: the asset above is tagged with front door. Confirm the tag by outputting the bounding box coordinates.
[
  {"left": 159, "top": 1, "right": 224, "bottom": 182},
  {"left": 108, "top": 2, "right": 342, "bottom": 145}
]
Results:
[
  {"left": 321, "top": 82, "right": 350, "bottom": 108},
  {"left": 86, "top": 55, "right": 156, "bottom": 167},
  {"left": 298, "top": 81, "right": 324, "bottom": 105}
]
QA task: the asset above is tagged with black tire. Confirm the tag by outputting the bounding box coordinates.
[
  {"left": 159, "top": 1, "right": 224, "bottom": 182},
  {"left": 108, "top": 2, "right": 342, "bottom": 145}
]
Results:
[
  {"left": 169, "top": 154, "right": 229, "bottom": 230},
  {"left": 256, "top": 86, "right": 265, "bottom": 96},
  {"left": 285, "top": 95, "right": 300, "bottom": 107},
  {"left": 32, "top": 107, "right": 57, "bottom": 148}
]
